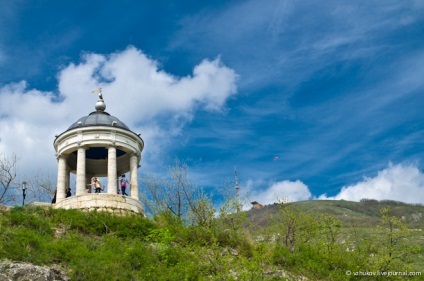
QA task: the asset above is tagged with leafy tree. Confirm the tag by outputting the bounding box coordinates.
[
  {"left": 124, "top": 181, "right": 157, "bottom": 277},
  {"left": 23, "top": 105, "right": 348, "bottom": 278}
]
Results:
[
  {"left": 369, "top": 207, "right": 417, "bottom": 274},
  {"left": 274, "top": 203, "right": 320, "bottom": 252},
  {"left": 187, "top": 192, "right": 215, "bottom": 227},
  {"left": 216, "top": 179, "right": 248, "bottom": 232},
  {"left": 347, "top": 221, "right": 372, "bottom": 270},
  {"left": 318, "top": 214, "right": 342, "bottom": 255}
]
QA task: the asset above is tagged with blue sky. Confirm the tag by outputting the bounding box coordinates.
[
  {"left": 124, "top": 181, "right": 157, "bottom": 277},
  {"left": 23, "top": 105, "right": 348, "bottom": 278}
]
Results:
[{"left": 1, "top": 0, "right": 424, "bottom": 205}]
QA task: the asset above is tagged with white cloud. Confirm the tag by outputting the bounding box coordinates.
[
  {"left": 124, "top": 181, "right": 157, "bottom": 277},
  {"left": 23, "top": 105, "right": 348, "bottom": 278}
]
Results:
[
  {"left": 244, "top": 162, "right": 424, "bottom": 207},
  {"left": 57, "top": 47, "right": 237, "bottom": 124},
  {"left": 0, "top": 81, "right": 69, "bottom": 177},
  {"left": 0, "top": 46, "right": 238, "bottom": 182},
  {"left": 319, "top": 163, "right": 424, "bottom": 204},
  {"left": 248, "top": 179, "right": 312, "bottom": 206}
]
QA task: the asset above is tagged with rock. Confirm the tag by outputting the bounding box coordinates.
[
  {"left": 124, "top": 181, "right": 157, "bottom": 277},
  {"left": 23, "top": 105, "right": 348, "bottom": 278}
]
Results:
[
  {"left": 0, "top": 205, "right": 11, "bottom": 212},
  {"left": 0, "top": 261, "right": 70, "bottom": 281}
]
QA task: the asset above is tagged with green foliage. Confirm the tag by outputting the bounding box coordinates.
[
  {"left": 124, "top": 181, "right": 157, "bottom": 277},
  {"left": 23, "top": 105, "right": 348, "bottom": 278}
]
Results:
[
  {"left": 147, "top": 227, "right": 175, "bottom": 244},
  {"left": 48, "top": 208, "right": 156, "bottom": 238},
  {"left": 367, "top": 207, "right": 415, "bottom": 274},
  {"left": 265, "top": 203, "right": 423, "bottom": 281},
  {"left": 7, "top": 207, "right": 53, "bottom": 236},
  {"left": 271, "top": 203, "right": 321, "bottom": 252},
  {"left": 0, "top": 202, "right": 422, "bottom": 281},
  {"left": 102, "top": 213, "right": 156, "bottom": 239},
  {"left": 0, "top": 227, "right": 53, "bottom": 264},
  {"left": 272, "top": 244, "right": 296, "bottom": 267}
]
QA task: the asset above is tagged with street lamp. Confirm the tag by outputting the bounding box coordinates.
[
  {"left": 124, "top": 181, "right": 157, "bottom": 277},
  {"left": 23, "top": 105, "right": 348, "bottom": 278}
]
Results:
[{"left": 22, "top": 181, "right": 27, "bottom": 206}]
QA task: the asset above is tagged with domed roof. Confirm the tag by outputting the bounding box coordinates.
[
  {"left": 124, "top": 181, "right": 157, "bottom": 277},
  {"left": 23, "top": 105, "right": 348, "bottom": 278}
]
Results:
[
  {"left": 67, "top": 111, "right": 130, "bottom": 131},
  {"left": 66, "top": 92, "right": 131, "bottom": 132}
]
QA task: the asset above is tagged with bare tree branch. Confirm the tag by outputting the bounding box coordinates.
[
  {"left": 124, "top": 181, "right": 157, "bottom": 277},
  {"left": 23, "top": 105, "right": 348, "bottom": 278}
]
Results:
[
  {"left": 0, "top": 153, "right": 19, "bottom": 205},
  {"left": 140, "top": 158, "right": 216, "bottom": 226},
  {"left": 26, "top": 169, "right": 57, "bottom": 203}
]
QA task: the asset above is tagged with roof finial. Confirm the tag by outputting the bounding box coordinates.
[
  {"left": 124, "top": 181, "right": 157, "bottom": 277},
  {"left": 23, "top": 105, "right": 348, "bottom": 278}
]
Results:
[
  {"left": 91, "top": 87, "right": 106, "bottom": 111},
  {"left": 92, "top": 87, "right": 103, "bottom": 99}
]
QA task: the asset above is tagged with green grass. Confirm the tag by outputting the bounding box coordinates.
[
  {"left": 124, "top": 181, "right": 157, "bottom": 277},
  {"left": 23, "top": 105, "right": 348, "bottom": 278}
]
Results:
[{"left": 0, "top": 201, "right": 423, "bottom": 280}]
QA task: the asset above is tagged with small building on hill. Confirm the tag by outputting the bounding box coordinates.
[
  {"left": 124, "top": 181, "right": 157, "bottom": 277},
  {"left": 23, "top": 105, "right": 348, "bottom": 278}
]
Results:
[
  {"left": 251, "top": 201, "right": 264, "bottom": 210},
  {"left": 53, "top": 91, "right": 144, "bottom": 215}
]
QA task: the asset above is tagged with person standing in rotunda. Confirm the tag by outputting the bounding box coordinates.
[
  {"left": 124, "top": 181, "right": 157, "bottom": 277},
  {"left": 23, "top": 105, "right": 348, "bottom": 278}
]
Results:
[
  {"left": 119, "top": 174, "right": 129, "bottom": 196},
  {"left": 93, "top": 177, "right": 102, "bottom": 193}
]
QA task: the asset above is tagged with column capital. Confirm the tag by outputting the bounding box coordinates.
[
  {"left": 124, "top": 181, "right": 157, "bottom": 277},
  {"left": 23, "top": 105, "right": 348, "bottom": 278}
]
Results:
[
  {"left": 77, "top": 143, "right": 87, "bottom": 149},
  {"left": 56, "top": 153, "right": 69, "bottom": 160}
]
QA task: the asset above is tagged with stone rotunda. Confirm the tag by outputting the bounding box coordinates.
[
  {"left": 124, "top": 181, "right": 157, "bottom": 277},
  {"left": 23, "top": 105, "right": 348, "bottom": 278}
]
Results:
[{"left": 53, "top": 91, "right": 144, "bottom": 215}]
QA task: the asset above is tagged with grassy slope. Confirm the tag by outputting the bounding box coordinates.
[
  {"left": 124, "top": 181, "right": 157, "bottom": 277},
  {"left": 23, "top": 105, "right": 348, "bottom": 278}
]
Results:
[
  {"left": 247, "top": 200, "right": 424, "bottom": 271},
  {"left": 248, "top": 200, "right": 424, "bottom": 228},
  {"left": 1, "top": 200, "right": 423, "bottom": 280}
]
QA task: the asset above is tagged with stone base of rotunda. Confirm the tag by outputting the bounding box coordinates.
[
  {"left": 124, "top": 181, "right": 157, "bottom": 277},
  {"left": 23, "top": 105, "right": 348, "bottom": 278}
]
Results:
[{"left": 54, "top": 194, "right": 144, "bottom": 216}]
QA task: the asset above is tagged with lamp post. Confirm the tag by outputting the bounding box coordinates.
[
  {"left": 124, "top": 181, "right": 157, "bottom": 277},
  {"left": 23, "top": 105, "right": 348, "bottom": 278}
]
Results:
[{"left": 22, "top": 181, "right": 27, "bottom": 206}]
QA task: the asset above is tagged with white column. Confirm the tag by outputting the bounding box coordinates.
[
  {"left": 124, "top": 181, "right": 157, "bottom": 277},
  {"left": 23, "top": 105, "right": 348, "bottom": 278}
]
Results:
[
  {"left": 86, "top": 174, "right": 93, "bottom": 193},
  {"left": 130, "top": 153, "right": 139, "bottom": 199},
  {"left": 76, "top": 146, "right": 86, "bottom": 196},
  {"left": 107, "top": 145, "right": 117, "bottom": 194},
  {"left": 56, "top": 154, "right": 68, "bottom": 201},
  {"left": 65, "top": 165, "right": 70, "bottom": 195}
]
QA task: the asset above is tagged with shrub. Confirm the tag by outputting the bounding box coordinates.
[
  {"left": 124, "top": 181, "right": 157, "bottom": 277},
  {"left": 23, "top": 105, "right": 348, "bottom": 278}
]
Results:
[
  {"left": 272, "top": 244, "right": 296, "bottom": 266},
  {"left": 107, "top": 214, "right": 156, "bottom": 239},
  {"left": 0, "top": 227, "right": 53, "bottom": 264},
  {"left": 7, "top": 207, "right": 53, "bottom": 236}
]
